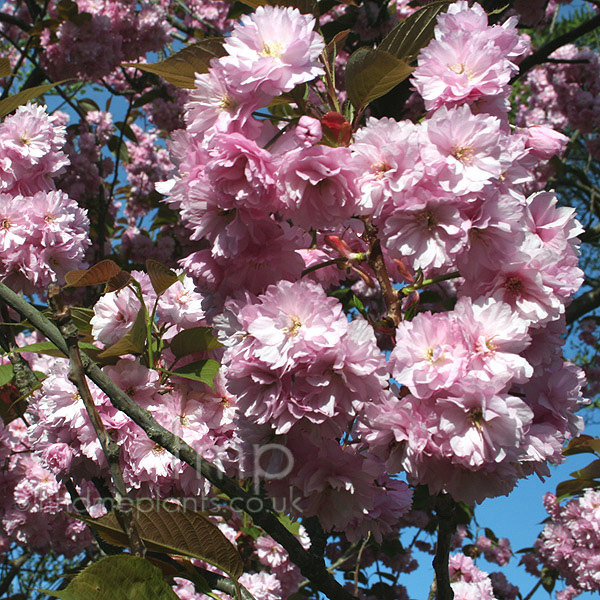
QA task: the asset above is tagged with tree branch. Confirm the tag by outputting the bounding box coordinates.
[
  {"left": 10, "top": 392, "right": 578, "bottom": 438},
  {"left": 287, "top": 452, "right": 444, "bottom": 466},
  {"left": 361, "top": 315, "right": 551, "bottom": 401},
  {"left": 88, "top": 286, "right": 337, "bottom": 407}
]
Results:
[
  {"left": 513, "top": 12, "right": 600, "bottom": 82},
  {"left": 0, "top": 281, "right": 357, "bottom": 600},
  {"left": 362, "top": 218, "right": 402, "bottom": 326},
  {"left": 433, "top": 494, "right": 456, "bottom": 600},
  {"left": 0, "top": 552, "right": 30, "bottom": 597},
  {"left": 0, "top": 12, "right": 31, "bottom": 31},
  {"left": 566, "top": 285, "right": 600, "bottom": 324}
]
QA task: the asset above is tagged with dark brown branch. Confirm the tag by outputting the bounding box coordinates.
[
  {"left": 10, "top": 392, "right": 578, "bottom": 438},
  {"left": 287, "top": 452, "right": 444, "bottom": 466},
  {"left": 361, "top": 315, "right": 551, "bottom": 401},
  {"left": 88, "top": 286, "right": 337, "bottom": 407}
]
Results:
[
  {"left": 47, "top": 284, "right": 146, "bottom": 559},
  {"left": 433, "top": 494, "right": 456, "bottom": 600},
  {"left": 566, "top": 285, "right": 600, "bottom": 324},
  {"left": 513, "top": 12, "right": 600, "bottom": 82},
  {"left": 0, "top": 281, "right": 357, "bottom": 600},
  {"left": 0, "top": 552, "right": 30, "bottom": 597},
  {"left": 362, "top": 218, "right": 402, "bottom": 326},
  {"left": 579, "top": 224, "right": 600, "bottom": 244},
  {"left": 0, "top": 12, "right": 31, "bottom": 31}
]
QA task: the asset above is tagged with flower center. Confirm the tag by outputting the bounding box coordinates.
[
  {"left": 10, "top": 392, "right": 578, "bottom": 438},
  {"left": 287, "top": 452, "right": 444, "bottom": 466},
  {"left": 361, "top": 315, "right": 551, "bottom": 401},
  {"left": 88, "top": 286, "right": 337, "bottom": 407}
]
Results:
[
  {"left": 448, "top": 63, "right": 465, "bottom": 74},
  {"left": 1, "top": 218, "right": 11, "bottom": 230},
  {"left": 420, "top": 210, "right": 436, "bottom": 230},
  {"left": 372, "top": 160, "right": 390, "bottom": 179},
  {"left": 452, "top": 146, "right": 475, "bottom": 164},
  {"left": 152, "top": 443, "right": 165, "bottom": 455},
  {"left": 468, "top": 407, "right": 484, "bottom": 429},
  {"left": 259, "top": 41, "right": 283, "bottom": 58},
  {"left": 283, "top": 315, "right": 302, "bottom": 337},
  {"left": 219, "top": 94, "right": 236, "bottom": 111},
  {"left": 504, "top": 276, "right": 523, "bottom": 296}
]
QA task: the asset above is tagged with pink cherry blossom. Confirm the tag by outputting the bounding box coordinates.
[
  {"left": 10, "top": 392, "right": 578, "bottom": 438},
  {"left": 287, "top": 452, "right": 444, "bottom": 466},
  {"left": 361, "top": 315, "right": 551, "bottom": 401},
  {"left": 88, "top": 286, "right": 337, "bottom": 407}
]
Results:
[{"left": 220, "top": 5, "right": 325, "bottom": 97}]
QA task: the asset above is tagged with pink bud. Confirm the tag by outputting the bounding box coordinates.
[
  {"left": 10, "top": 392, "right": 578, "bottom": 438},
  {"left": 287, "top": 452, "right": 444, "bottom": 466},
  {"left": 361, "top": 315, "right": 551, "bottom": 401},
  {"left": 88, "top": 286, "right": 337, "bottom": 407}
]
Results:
[
  {"left": 295, "top": 116, "right": 322, "bottom": 147},
  {"left": 524, "top": 125, "right": 569, "bottom": 160},
  {"left": 324, "top": 234, "right": 353, "bottom": 258}
]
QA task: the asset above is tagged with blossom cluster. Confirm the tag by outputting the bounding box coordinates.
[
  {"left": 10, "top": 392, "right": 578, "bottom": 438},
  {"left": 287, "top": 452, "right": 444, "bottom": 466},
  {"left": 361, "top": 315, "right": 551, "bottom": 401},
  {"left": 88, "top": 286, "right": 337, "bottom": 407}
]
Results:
[
  {"left": 0, "top": 1, "right": 591, "bottom": 598},
  {"left": 40, "top": 0, "right": 172, "bottom": 80},
  {"left": 534, "top": 490, "right": 600, "bottom": 598},
  {"left": 158, "top": 0, "right": 586, "bottom": 513},
  {"left": 0, "top": 103, "right": 90, "bottom": 292}
]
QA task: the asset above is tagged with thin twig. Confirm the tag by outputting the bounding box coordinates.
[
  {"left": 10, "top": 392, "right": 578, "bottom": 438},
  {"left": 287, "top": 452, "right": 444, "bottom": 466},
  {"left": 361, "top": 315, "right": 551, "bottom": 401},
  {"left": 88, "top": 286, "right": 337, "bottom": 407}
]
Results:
[
  {"left": 353, "top": 532, "right": 371, "bottom": 596},
  {"left": 0, "top": 552, "right": 30, "bottom": 597},
  {"left": 522, "top": 577, "right": 543, "bottom": 600}
]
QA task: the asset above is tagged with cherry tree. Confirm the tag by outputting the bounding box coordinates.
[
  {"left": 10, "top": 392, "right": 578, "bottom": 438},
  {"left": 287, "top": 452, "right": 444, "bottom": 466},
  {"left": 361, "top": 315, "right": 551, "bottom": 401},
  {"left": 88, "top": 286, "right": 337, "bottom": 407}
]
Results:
[{"left": 0, "top": 1, "right": 600, "bottom": 599}]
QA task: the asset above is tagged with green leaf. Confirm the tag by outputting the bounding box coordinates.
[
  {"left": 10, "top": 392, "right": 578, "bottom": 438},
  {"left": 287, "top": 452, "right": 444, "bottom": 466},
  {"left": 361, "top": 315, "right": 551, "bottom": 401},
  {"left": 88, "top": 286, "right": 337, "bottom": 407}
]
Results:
[
  {"left": 108, "top": 134, "right": 129, "bottom": 162},
  {"left": 563, "top": 434, "right": 600, "bottom": 456},
  {"left": 0, "top": 364, "right": 14, "bottom": 387},
  {"left": 378, "top": 0, "right": 451, "bottom": 63},
  {"left": 345, "top": 47, "right": 413, "bottom": 110},
  {"left": 0, "top": 58, "right": 11, "bottom": 78},
  {"left": 277, "top": 514, "right": 301, "bottom": 536},
  {"left": 323, "top": 29, "right": 351, "bottom": 71},
  {"left": 124, "top": 39, "right": 227, "bottom": 89},
  {"left": 115, "top": 121, "right": 138, "bottom": 143},
  {"left": 570, "top": 458, "right": 600, "bottom": 480},
  {"left": 169, "top": 327, "right": 223, "bottom": 359},
  {"left": 97, "top": 309, "right": 147, "bottom": 359},
  {"left": 70, "top": 307, "right": 95, "bottom": 332},
  {"left": 12, "top": 341, "right": 99, "bottom": 358},
  {"left": 556, "top": 478, "right": 599, "bottom": 499},
  {"left": 146, "top": 259, "right": 178, "bottom": 296},
  {"left": 166, "top": 359, "right": 220, "bottom": 388},
  {"left": 105, "top": 270, "right": 132, "bottom": 294},
  {"left": 540, "top": 565, "right": 558, "bottom": 594},
  {"left": 78, "top": 502, "right": 243, "bottom": 580},
  {"left": 38, "top": 555, "right": 179, "bottom": 600},
  {"left": 0, "top": 81, "right": 70, "bottom": 120}
]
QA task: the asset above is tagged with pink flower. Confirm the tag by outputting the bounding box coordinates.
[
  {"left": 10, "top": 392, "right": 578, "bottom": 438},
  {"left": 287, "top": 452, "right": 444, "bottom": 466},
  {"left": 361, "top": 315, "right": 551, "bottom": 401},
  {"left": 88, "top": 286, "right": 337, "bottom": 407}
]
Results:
[
  {"left": 351, "top": 117, "right": 423, "bottom": 216},
  {"left": 202, "top": 133, "right": 278, "bottom": 213},
  {"left": 220, "top": 5, "right": 325, "bottom": 97},
  {"left": 185, "top": 63, "right": 265, "bottom": 140},
  {"left": 436, "top": 386, "right": 533, "bottom": 469},
  {"left": 278, "top": 145, "right": 359, "bottom": 230},
  {"left": 91, "top": 285, "right": 143, "bottom": 347},
  {"left": 383, "top": 200, "right": 467, "bottom": 272},
  {"left": 421, "top": 104, "right": 505, "bottom": 195},
  {"left": 453, "top": 296, "right": 533, "bottom": 385},
  {"left": 222, "top": 279, "right": 347, "bottom": 372},
  {"left": 389, "top": 311, "right": 469, "bottom": 398},
  {"left": 0, "top": 102, "right": 69, "bottom": 195}
]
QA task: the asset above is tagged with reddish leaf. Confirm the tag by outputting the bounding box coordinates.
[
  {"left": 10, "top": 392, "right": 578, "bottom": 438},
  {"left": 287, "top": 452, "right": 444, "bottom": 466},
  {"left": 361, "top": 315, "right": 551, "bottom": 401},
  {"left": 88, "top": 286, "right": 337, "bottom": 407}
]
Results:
[
  {"left": 65, "top": 260, "right": 122, "bottom": 287},
  {"left": 105, "top": 270, "right": 132, "bottom": 294},
  {"left": 146, "top": 259, "right": 178, "bottom": 296}
]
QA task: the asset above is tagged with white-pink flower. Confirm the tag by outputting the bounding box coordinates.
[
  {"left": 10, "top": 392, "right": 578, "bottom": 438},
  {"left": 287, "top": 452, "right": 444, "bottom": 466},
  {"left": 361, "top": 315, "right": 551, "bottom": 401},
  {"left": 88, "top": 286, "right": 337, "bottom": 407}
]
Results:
[
  {"left": 220, "top": 5, "right": 325, "bottom": 97},
  {"left": 421, "top": 104, "right": 504, "bottom": 195}
]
